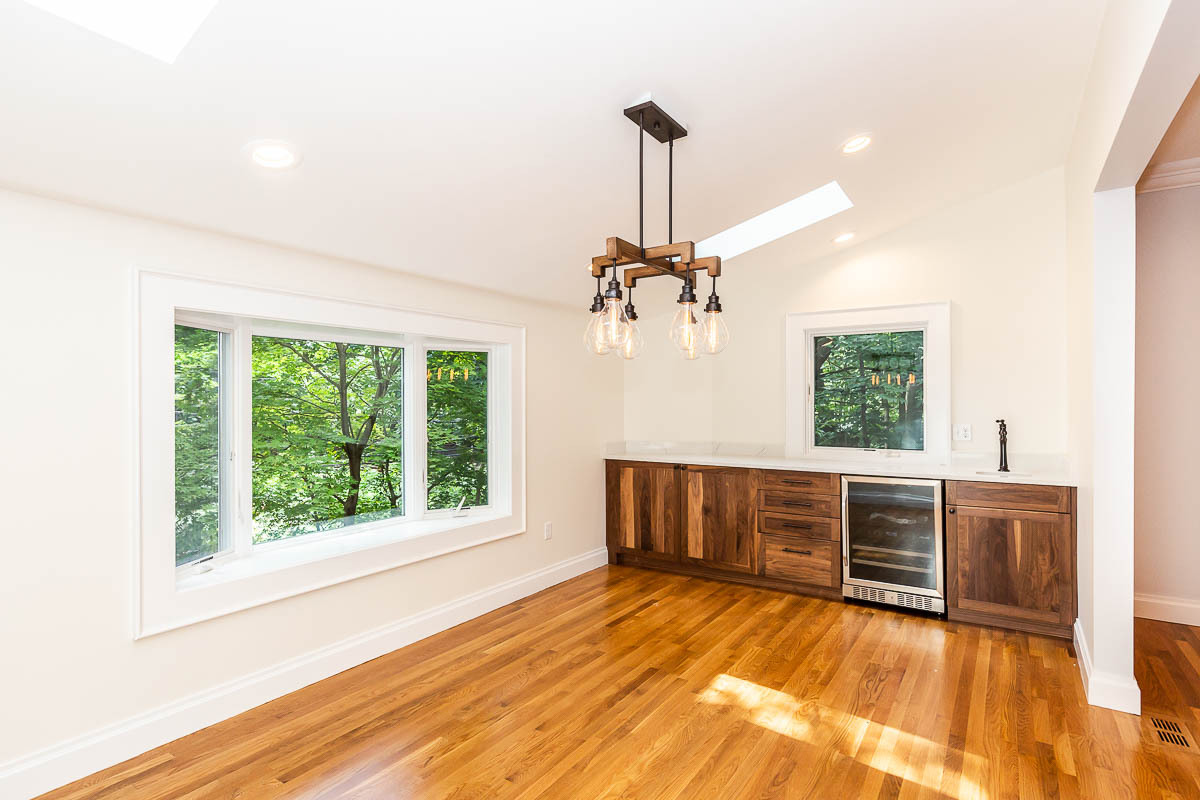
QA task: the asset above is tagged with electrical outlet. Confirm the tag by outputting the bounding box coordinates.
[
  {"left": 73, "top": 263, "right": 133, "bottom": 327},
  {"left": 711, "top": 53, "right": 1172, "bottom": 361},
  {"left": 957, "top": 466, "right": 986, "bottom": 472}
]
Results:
[
  {"left": 953, "top": 424, "right": 972, "bottom": 441},
  {"left": 543, "top": 522, "right": 553, "bottom": 541}
]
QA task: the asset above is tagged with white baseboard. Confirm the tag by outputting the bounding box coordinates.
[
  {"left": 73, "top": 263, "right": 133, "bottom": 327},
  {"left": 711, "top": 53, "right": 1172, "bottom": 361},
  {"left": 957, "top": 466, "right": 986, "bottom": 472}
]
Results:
[
  {"left": 1073, "top": 618, "right": 1141, "bottom": 715},
  {"left": 1135, "top": 592, "right": 1200, "bottom": 627},
  {"left": 0, "top": 548, "right": 610, "bottom": 800}
]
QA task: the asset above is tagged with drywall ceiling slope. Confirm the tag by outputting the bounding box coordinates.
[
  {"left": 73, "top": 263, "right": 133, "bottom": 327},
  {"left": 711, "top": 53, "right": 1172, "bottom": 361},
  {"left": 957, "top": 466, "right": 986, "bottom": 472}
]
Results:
[
  {"left": 0, "top": 0, "right": 1104, "bottom": 304},
  {"left": 1146, "top": 74, "right": 1200, "bottom": 165}
]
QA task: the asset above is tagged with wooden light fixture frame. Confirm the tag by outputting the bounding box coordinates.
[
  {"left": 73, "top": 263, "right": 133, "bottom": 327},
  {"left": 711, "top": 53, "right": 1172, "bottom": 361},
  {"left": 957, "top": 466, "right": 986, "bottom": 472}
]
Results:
[{"left": 589, "top": 100, "right": 722, "bottom": 289}]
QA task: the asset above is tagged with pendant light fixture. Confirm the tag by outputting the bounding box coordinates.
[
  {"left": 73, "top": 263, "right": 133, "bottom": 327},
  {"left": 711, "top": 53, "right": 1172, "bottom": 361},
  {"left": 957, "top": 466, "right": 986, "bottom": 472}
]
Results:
[{"left": 583, "top": 100, "right": 729, "bottom": 359}]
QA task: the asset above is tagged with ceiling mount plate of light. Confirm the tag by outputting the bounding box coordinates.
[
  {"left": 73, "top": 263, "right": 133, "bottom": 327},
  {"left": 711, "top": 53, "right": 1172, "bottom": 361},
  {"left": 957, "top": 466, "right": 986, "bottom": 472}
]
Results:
[{"left": 584, "top": 100, "right": 728, "bottom": 361}]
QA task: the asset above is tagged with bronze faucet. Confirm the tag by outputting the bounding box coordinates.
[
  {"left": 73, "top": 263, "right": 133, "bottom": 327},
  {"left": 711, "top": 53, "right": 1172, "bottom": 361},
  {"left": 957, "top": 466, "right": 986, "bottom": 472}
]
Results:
[{"left": 996, "top": 419, "right": 1009, "bottom": 472}]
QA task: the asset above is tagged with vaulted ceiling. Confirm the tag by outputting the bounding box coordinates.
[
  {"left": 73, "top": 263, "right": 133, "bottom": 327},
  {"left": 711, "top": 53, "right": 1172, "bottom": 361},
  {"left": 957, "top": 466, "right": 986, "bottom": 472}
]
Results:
[{"left": 0, "top": 0, "right": 1105, "bottom": 305}]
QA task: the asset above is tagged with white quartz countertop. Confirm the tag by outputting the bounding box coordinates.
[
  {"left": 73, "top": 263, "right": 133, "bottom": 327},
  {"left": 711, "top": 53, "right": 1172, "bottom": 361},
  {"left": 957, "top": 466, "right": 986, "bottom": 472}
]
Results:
[{"left": 605, "top": 443, "right": 1077, "bottom": 487}]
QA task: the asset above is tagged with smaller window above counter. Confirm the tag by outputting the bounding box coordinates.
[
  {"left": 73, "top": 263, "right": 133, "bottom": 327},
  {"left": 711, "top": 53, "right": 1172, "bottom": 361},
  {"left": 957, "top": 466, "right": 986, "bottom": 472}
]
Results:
[{"left": 785, "top": 303, "right": 951, "bottom": 464}]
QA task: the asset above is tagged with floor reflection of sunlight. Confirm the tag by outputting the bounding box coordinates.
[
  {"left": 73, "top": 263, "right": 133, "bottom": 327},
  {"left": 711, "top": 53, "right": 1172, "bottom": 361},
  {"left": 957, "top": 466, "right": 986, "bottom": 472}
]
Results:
[{"left": 698, "top": 673, "right": 988, "bottom": 799}]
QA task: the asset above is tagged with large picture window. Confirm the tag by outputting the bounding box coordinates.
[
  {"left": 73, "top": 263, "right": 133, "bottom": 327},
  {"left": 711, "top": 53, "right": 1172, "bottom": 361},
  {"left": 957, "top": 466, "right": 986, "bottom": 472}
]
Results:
[
  {"left": 140, "top": 272, "right": 522, "bottom": 637},
  {"left": 251, "top": 335, "right": 408, "bottom": 543},
  {"left": 786, "top": 303, "right": 949, "bottom": 462}
]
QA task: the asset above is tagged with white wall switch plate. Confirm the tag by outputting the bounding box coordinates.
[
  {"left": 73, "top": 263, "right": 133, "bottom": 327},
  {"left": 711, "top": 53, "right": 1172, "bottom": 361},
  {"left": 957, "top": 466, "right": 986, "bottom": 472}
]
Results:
[
  {"left": 953, "top": 424, "right": 972, "bottom": 441},
  {"left": 543, "top": 522, "right": 553, "bottom": 540}
]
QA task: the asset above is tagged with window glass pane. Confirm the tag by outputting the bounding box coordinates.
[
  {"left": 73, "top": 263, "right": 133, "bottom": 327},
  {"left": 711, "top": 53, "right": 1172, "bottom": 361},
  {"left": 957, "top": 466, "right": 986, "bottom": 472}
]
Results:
[
  {"left": 813, "top": 330, "right": 924, "bottom": 450},
  {"left": 175, "top": 325, "right": 222, "bottom": 565},
  {"left": 252, "top": 335, "right": 405, "bottom": 542},
  {"left": 426, "top": 350, "right": 489, "bottom": 510}
]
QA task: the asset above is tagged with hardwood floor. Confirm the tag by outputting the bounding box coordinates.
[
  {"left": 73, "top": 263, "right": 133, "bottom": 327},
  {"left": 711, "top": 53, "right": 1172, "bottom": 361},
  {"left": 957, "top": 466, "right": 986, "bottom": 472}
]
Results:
[{"left": 41, "top": 567, "right": 1200, "bottom": 799}]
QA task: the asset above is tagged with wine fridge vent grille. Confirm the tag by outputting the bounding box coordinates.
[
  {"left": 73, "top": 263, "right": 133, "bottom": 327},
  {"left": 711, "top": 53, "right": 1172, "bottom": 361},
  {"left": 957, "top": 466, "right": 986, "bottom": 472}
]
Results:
[
  {"left": 850, "top": 585, "right": 934, "bottom": 611},
  {"left": 897, "top": 592, "right": 934, "bottom": 611}
]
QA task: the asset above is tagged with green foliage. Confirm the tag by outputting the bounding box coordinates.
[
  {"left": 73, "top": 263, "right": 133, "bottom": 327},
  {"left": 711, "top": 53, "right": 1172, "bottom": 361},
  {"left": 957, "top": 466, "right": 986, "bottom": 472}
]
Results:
[
  {"left": 174, "top": 325, "right": 221, "bottom": 565},
  {"left": 813, "top": 331, "right": 924, "bottom": 450},
  {"left": 175, "top": 332, "right": 492, "bottom": 554},
  {"left": 426, "top": 351, "right": 489, "bottom": 510},
  {"left": 251, "top": 336, "right": 406, "bottom": 542}
]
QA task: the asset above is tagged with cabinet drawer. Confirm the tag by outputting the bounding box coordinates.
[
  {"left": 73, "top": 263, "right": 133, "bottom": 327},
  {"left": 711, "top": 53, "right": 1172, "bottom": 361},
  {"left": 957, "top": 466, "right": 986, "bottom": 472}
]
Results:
[
  {"left": 946, "top": 481, "right": 1071, "bottom": 513},
  {"left": 763, "top": 535, "right": 835, "bottom": 587},
  {"left": 758, "top": 490, "right": 840, "bottom": 518},
  {"left": 761, "top": 470, "right": 839, "bottom": 494},
  {"left": 758, "top": 512, "right": 839, "bottom": 541}
]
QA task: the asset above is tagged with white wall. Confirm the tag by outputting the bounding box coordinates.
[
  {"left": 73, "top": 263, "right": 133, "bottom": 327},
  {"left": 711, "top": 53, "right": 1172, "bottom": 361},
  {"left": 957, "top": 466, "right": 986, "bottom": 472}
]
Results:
[
  {"left": 623, "top": 167, "right": 1070, "bottom": 458},
  {"left": 0, "top": 187, "right": 622, "bottom": 789},
  {"left": 1135, "top": 184, "right": 1200, "bottom": 625}
]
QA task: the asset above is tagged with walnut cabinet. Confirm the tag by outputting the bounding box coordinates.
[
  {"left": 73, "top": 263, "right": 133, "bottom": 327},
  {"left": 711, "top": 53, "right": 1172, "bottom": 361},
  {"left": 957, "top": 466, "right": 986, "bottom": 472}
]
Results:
[
  {"left": 945, "top": 481, "right": 1076, "bottom": 638},
  {"left": 605, "top": 461, "right": 1077, "bottom": 638}
]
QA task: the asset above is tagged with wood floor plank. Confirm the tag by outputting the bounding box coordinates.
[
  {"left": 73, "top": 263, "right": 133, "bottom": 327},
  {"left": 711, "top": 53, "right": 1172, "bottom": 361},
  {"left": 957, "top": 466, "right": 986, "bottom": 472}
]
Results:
[{"left": 37, "top": 567, "right": 1200, "bottom": 800}]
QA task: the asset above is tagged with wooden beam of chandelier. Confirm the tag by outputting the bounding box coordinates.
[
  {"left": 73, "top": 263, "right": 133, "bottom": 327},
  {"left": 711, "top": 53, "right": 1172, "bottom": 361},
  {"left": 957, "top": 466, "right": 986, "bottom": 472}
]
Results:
[{"left": 589, "top": 237, "right": 721, "bottom": 288}]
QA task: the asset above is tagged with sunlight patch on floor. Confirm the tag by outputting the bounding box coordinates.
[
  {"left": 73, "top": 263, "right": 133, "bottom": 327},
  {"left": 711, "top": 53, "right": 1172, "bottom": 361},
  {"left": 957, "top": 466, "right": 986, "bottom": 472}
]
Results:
[{"left": 698, "top": 673, "right": 989, "bottom": 798}]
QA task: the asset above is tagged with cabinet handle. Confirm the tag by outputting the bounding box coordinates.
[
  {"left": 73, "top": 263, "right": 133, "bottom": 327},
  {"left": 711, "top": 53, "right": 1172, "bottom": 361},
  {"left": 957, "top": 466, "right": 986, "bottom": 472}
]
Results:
[
  {"left": 948, "top": 508, "right": 956, "bottom": 514},
  {"left": 782, "top": 501, "right": 813, "bottom": 508},
  {"left": 782, "top": 547, "right": 813, "bottom": 556},
  {"left": 782, "top": 522, "right": 813, "bottom": 530},
  {"left": 781, "top": 479, "right": 813, "bottom": 485}
]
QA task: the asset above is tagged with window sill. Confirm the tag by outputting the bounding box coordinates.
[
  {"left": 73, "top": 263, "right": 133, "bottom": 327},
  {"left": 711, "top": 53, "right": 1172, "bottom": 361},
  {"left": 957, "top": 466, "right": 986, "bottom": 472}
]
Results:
[
  {"left": 139, "top": 510, "right": 521, "bottom": 638},
  {"left": 177, "top": 512, "right": 507, "bottom": 591}
]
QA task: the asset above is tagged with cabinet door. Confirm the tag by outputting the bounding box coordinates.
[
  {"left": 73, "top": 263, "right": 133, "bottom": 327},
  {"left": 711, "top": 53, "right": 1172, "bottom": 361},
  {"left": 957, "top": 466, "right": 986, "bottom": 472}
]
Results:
[
  {"left": 609, "top": 463, "right": 681, "bottom": 561},
  {"left": 946, "top": 505, "right": 1073, "bottom": 626},
  {"left": 683, "top": 466, "right": 757, "bottom": 574}
]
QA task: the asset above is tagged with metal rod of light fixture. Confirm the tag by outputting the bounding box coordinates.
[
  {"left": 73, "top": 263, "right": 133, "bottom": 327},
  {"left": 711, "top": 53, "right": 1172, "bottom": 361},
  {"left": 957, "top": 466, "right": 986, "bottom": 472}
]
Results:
[
  {"left": 668, "top": 132, "right": 673, "bottom": 245},
  {"left": 638, "top": 110, "right": 644, "bottom": 256}
]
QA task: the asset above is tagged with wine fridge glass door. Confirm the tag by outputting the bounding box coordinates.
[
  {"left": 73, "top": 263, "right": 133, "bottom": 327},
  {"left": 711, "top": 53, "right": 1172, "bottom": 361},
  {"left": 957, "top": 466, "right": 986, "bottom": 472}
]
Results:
[{"left": 843, "top": 477, "right": 942, "bottom": 595}]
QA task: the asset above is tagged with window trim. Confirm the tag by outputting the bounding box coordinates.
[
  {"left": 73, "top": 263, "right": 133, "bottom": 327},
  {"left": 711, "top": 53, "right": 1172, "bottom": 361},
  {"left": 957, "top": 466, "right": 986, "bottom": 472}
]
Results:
[
  {"left": 784, "top": 303, "right": 950, "bottom": 464},
  {"left": 135, "top": 270, "right": 525, "bottom": 638}
]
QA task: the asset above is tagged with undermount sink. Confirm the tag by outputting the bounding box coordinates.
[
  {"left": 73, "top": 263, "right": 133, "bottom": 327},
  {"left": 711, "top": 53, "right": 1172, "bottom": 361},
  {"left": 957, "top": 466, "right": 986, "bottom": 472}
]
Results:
[{"left": 974, "top": 470, "right": 1032, "bottom": 477}]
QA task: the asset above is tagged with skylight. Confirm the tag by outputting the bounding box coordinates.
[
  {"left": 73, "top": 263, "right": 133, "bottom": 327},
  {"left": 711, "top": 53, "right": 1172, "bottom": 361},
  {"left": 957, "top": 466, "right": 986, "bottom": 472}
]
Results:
[
  {"left": 695, "top": 181, "right": 853, "bottom": 261},
  {"left": 21, "top": 0, "right": 219, "bottom": 63}
]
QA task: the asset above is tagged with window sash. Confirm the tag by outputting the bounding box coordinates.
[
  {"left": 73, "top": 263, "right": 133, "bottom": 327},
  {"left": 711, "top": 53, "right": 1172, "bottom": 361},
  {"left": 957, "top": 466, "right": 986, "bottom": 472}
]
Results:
[
  {"left": 421, "top": 344, "right": 495, "bottom": 517},
  {"left": 173, "top": 314, "right": 236, "bottom": 569},
  {"left": 173, "top": 316, "right": 497, "bottom": 578},
  {"left": 785, "top": 303, "right": 950, "bottom": 464}
]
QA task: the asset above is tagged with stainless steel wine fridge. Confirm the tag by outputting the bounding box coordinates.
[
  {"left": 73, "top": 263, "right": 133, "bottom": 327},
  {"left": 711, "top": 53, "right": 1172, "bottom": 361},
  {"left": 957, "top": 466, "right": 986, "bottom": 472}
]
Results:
[{"left": 841, "top": 475, "right": 945, "bottom": 614}]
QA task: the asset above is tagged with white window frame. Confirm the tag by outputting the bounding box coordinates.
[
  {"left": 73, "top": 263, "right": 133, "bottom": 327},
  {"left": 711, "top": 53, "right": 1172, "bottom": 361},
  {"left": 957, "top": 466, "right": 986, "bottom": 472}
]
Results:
[
  {"left": 785, "top": 303, "right": 950, "bottom": 464},
  {"left": 135, "top": 270, "right": 525, "bottom": 638}
]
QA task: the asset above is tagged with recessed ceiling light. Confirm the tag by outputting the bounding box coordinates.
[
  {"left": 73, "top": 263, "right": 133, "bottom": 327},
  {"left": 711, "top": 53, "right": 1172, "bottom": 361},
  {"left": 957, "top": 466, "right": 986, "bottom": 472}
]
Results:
[
  {"left": 246, "top": 140, "right": 301, "bottom": 170},
  {"left": 841, "top": 135, "right": 872, "bottom": 154},
  {"left": 695, "top": 182, "right": 853, "bottom": 261},
  {"left": 833, "top": 232, "right": 855, "bottom": 244},
  {"left": 19, "top": 0, "right": 219, "bottom": 64}
]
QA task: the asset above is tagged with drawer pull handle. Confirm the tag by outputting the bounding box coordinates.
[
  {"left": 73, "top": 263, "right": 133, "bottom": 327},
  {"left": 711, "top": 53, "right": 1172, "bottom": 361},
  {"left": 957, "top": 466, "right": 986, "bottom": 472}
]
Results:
[
  {"left": 782, "top": 547, "right": 813, "bottom": 556},
  {"left": 782, "top": 522, "right": 813, "bottom": 530},
  {"left": 782, "top": 501, "right": 813, "bottom": 508},
  {"left": 781, "top": 479, "right": 813, "bottom": 485}
]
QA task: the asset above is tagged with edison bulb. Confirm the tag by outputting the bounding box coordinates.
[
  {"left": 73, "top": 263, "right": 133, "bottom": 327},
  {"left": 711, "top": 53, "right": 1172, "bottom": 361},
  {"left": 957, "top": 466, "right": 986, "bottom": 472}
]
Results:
[
  {"left": 583, "top": 311, "right": 611, "bottom": 355},
  {"left": 619, "top": 318, "right": 644, "bottom": 359},
  {"left": 600, "top": 297, "right": 631, "bottom": 349},
  {"left": 669, "top": 302, "right": 703, "bottom": 359},
  {"left": 701, "top": 309, "right": 730, "bottom": 354}
]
